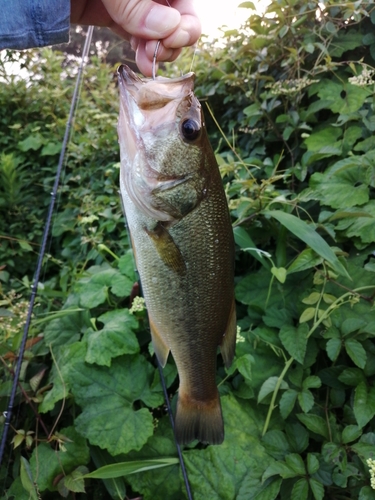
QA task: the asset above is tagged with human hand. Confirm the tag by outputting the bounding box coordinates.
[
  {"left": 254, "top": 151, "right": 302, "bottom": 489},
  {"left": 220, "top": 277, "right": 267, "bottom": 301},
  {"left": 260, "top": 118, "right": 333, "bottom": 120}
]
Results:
[{"left": 71, "top": 0, "right": 201, "bottom": 76}]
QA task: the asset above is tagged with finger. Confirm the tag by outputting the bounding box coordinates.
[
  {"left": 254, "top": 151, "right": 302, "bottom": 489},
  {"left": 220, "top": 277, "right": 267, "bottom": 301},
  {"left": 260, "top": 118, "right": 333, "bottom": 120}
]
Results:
[
  {"left": 102, "top": 0, "right": 181, "bottom": 39},
  {"left": 162, "top": 13, "right": 201, "bottom": 49},
  {"left": 144, "top": 39, "right": 175, "bottom": 62}
]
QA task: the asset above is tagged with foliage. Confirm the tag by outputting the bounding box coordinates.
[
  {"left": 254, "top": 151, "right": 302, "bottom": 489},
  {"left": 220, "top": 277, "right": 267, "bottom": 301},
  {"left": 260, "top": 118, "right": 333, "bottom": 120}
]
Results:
[{"left": 1, "top": 0, "right": 375, "bottom": 498}]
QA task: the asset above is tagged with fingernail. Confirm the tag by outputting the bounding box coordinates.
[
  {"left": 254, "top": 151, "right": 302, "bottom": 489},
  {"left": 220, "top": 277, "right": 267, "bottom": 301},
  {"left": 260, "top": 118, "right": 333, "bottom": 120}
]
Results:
[{"left": 145, "top": 5, "right": 180, "bottom": 34}]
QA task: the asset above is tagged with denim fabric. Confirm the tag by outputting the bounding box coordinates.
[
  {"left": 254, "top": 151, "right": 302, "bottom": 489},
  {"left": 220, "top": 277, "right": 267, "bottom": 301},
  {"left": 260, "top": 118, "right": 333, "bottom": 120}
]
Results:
[{"left": 0, "top": 0, "right": 70, "bottom": 50}]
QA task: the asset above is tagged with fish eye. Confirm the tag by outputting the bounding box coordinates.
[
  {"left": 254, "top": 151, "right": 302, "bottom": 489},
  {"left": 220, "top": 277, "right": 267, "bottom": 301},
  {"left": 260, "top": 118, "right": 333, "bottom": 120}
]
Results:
[{"left": 181, "top": 118, "right": 201, "bottom": 141}]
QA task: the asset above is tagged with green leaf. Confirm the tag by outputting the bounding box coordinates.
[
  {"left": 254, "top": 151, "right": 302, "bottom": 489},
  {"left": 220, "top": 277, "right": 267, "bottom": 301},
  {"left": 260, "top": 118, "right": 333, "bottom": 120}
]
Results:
[
  {"left": 90, "top": 447, "right": 127, "bottom": 500},
  {"left": 67, "top": 350, "right": 163, "bottom": 455},
  {"left": 342, "top": 425, "right": 362, "bottom": 444},
  {"left": 302, "top": 376, "right": 322, "bottom": 390},
  {"left": 76, "top": 265, "right": 133, "bottom": 308},
  {"left": 233, "top": 226, "right": 271, "bottom": 270},
  {"left": 335, "top": 202, "right": 375, "bottom": 245},
  {"left": 258, "top": 376, "right": 288, "bottom": 403},
  {"left": 297, "top": 414, "right": 329, "bottom": 440},
  {"left": 338, "top": 367, "right": 366, "bottom": 386},
  {"left": 288, "top": 249, "right": 323, "bottom": 274},
  {"left": 29, "top": 426, "right": 90, "bottom": 492},
  {"left": 183, "top": 395, "right": 275, "bottom": 500},
  {"left": 263, "top": 461, "right": 298, "bottom": 481},
  {"left": 302, "top": 292, "right": 321, "bottom": 305},
  {"left": 307, "top": 454, "right": 320, "bottom": 475},
  {"left": 299, "top": 307, "right": 316, "bottom": 323},
  {"left": 359, "top": 486, "right": 375, "bottom": 500},
  {"left": 83, "top": 458, "right": 179, "bottom": 479},
  {"left": 298, "top": 389, "right": 314, "bottom": 413},
  {"left": 304, "top": 127, "right": 342, "bottom": 152},
  {"left": 271, "top": 266, "right": 287, "bottom": 283},
  {"left": 309, "top": 478, "right": 325, "bottom": 500},
  {"left": 345, "top": 339, "right": 367, "bottom": 368},
  {"left": 118, "top": 252, "right": 136, "bottom": 281},
  {"left": 279, "top": 324, "right": 308, "bottom": 364},
  {"left": 265, "top": 210, "right": 350, "bottom": 279},
  {"left": 85, "top": 309, "right": 139, "bottom": 366},
  {"left": 285, "top": 453, "right": 306, "bottom": 475},
  {"left": 354, "top": 382, "right": 375, "bottom": 428},
  {"left": 20, "top": 457, "right": 38, "bottom": 500},
  {"left": 63, "top": 466, "right": 88, "bottom": 493},
  {"left": 18, "top": 133, "right": 44, "bottom": 151},
  {"left": 317, "top": 79, "right": 371, "bottom": 114},
  {"left": 262, "top": 430, "right": 290, "bottom": 460},
  {"left": 279, "top": 389, "right": 298, "bottom": 419},
  {"left": 122, "top": 417, "right": 182, "bottom": 499},
  {"left": 286, "top": 423, "right": 309, "bottom": 453},
  {"left": 234, "top": 353, "right": 253, "bottom": 382},
  {"left": 291, "top": 478, "right": 309, "bottom": 500},
  {"left": 326, "top": 338, "right": 342, "bottom": 362}
]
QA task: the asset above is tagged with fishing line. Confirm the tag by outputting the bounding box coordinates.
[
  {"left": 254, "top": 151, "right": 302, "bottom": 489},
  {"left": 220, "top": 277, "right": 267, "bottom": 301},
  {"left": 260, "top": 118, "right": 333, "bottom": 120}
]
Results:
[{"left": 0, "top": 25, "right": 94, "bottom": 467}]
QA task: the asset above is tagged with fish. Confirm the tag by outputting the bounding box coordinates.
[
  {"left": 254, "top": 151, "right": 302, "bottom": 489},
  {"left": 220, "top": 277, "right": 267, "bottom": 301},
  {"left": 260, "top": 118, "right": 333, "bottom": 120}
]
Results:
[{"left": 117, "top": 64, "right": 236, "bottom": 445}]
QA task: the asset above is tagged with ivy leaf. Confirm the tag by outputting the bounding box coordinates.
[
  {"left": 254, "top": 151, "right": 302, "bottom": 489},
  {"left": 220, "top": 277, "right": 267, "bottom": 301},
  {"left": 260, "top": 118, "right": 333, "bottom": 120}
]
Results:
[
  {"left": 265, "top": 210, "right": 350, "bottom": 279},
  {"left": 85, "top": 309, "right": 139, "bottom": 366},
  {"left": 297, "top": 414, "right": 329, "bottom": 440},
  {"left": 345, "top": 339, "right": 367, "bottom": 369},
  {"left": 279, "top": 324, "right": 308, "bottom": 364}
]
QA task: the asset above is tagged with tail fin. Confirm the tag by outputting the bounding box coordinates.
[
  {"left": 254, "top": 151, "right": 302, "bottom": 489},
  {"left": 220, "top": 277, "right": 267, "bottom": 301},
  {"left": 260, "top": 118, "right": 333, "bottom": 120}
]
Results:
[{"left": 174, "top": 390, "right": 224, "bottom": 445}]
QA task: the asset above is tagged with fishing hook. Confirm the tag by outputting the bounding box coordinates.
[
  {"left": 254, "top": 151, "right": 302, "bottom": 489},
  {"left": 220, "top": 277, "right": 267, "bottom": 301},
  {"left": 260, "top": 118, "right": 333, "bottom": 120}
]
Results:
[{"left": 152, "top": 40, "right": 161, "bottom": 80}]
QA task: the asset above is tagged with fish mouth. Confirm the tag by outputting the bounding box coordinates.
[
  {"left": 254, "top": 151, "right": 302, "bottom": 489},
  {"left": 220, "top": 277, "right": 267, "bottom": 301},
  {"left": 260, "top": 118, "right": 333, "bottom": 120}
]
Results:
[{"left": 117, "top": 65, "right": 200, "bottom": 221}]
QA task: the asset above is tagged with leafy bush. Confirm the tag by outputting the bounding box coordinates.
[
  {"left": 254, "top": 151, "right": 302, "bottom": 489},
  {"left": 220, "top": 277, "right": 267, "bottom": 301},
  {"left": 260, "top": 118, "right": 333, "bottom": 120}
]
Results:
[{"left": 2, "top": 0, "right": 375, "bottom": 499}]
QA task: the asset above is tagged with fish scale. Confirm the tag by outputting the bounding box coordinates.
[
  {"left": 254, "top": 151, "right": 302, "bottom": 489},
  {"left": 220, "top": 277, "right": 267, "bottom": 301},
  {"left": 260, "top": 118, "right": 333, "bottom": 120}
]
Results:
[{"left": 117, "top": 65, "right": 236, "bottom": 445}]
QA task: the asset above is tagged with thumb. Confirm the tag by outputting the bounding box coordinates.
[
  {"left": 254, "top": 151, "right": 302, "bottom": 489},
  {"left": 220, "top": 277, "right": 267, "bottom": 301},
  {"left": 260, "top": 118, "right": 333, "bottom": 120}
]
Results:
[{"left": 102, "top": 0, "right": 181, "bottom": 39}]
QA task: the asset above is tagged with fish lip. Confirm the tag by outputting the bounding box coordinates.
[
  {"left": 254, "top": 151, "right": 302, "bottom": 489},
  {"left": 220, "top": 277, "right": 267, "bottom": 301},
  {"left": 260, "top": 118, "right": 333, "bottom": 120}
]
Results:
[{"left": 117, "top": 64, "right": 195, "bottom": 86}]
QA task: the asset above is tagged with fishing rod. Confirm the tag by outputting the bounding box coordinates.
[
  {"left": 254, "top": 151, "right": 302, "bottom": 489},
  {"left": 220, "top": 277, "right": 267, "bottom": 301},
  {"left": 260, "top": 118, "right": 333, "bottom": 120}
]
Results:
[{"left": 0, "top": 26, "right": 94, "bottom": 466}]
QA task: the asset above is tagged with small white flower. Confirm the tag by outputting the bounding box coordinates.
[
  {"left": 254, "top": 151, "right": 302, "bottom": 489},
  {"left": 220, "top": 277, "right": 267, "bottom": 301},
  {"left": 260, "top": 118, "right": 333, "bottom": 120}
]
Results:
[{"left": 367, "top": 458, "right": 375, "bottom": 489}]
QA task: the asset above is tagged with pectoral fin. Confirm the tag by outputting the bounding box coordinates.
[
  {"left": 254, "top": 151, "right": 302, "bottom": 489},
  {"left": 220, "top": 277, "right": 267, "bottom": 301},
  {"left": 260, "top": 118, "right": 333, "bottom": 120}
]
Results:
[
  {"left": 220, "top": 298, "right": 237, "bottom": 369},
  {"left": 149, "top": 315, "right": 170, "bottom": 367},
  {"left": 146, "top": 223, "right": 187, "bottom": 276}
]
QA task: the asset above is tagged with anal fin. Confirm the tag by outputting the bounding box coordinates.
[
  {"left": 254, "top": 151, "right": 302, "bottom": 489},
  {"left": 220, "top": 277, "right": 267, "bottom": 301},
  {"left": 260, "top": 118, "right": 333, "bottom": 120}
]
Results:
[
  {"left": 145, "top": 222, "right": 187, "bottom": 276},
  {"left": 149, "top": 315, "right": 170, "bottom": 367},
  {"left": 220, "top": 297, "right": 237, "bottom": 369}
]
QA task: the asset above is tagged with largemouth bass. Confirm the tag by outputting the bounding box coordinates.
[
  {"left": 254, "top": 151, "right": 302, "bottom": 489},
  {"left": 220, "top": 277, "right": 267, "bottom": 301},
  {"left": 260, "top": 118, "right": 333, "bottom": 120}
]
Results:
[{"left": 117, "top": 65, "right": 236, "bottom": 445}]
